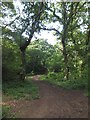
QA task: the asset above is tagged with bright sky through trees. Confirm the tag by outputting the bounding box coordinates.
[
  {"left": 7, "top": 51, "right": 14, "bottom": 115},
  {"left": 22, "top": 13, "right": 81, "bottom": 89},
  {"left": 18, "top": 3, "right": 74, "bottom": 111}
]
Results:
[
  {"left": 13, "top": 0, "right": 60, "bottom": 45},
  {"left": 32, "top": 31, "right": 57, "bottom": 45},
  {"left": 7, "top": 0, "right": 88, "bottom": 46}
]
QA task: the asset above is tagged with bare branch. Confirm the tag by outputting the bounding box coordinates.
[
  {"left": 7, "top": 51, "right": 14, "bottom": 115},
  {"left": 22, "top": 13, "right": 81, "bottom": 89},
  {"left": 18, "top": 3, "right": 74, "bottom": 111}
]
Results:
[
  {"left": 40, "top": 27, "right": 62, "bottom": 35},
  {"left": 45, "top": 6, "right": 63, "bottom": 24}
]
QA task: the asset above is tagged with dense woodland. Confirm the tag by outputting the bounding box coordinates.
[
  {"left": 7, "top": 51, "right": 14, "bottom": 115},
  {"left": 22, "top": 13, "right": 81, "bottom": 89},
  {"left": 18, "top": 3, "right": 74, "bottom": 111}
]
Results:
[{"left": 1, "top": 1, "right": 90, "bottom": 118}]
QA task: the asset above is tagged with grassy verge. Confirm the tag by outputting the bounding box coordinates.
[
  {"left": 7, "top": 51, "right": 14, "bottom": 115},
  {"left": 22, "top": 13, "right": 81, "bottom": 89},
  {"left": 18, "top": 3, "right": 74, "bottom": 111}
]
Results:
[
  {"left": 2, "top": 76, "right": 39, "bottom": 118},
  {"left": 3, "top": 77, "right": 39, "bottom": 100},
  {"left": 2, "top": 105, "right": 15, "bottom": 118},
  {"left": 40, "top": 72, "right": 89, "bottom": 97}
]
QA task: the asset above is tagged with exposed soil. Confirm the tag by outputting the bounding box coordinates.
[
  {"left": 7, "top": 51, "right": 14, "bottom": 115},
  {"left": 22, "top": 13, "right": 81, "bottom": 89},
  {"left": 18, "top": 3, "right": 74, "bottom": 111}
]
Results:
[{"left": 3, "top": 75, "right": 88, "bottom": 118}]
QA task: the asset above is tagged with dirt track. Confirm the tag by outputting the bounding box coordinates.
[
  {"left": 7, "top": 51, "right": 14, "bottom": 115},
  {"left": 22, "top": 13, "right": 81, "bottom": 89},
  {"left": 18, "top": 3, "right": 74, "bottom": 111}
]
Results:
[{"left": 4, "top": 75, "right": 88, "bottom": 118}]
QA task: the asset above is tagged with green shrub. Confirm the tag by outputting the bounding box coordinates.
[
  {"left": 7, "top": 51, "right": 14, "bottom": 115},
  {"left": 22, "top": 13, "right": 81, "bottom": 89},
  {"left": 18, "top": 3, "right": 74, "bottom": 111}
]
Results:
[
  {"left": 2, "top": 39, "right": 21, "bottom": 82},
  {"left": 59, "top": 79, "right": 88, "bottom": 90},
  {"left": 40, "top": 72, "right": 88, "bottom": 90}
]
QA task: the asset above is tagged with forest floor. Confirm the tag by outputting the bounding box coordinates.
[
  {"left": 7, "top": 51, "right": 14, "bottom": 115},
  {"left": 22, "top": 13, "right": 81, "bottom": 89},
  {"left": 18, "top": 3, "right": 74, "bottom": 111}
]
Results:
[{"left": 3, "top": 75, "right": 88, "bottom": 118}]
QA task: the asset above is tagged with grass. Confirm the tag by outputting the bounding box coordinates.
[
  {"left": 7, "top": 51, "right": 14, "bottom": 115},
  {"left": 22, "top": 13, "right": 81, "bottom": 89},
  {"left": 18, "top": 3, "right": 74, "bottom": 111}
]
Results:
[
  {"left": 2, "top": 105, "right": 10, "bottom": 118},
  {"left": 2, "top": 76, "right": 40, "bottom": 118},
  {"left": 2, "top": 105, "right": 15, "bottom": 118},
  {"left": 3, "top": 77, "right": 39, "bottom": 100},
  {"left": 2, "top": 105, "right": 17, "bottom": 118}
]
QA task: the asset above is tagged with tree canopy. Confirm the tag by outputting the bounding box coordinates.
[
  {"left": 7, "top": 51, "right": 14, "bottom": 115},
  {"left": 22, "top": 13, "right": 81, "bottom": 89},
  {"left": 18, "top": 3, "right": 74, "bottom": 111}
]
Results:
[{"left": 1, "top": 1, "right": 89, "bottom": 85}]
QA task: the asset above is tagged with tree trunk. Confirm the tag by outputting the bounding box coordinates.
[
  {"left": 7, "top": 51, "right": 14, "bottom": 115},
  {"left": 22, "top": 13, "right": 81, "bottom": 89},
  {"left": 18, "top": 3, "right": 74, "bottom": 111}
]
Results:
[
  {"left": 61, "top": 3, "right": 69, "bottom": 80},
  {"left": 62, "top": 36, "right": 69, "bottom": 80},
  {"left": 20, "top": 50, "right": 26, "bottom": 81}
]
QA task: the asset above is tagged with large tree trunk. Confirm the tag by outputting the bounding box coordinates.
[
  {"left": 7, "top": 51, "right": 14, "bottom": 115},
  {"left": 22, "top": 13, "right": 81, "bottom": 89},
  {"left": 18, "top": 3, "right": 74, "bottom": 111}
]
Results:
[
  {"left": 20, "top": 50, "right": 26, "bottom": 81},
  {"left": 61, "top": 3, "right": 69, "bottom": 80},
  {"left": 62, "top": 35, "right": 69, "bottom": 80}
]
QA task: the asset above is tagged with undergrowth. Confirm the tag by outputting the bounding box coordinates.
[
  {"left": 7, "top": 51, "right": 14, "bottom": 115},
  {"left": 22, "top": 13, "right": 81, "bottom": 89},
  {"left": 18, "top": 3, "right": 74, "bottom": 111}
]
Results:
[
  {"left": 40, "top": 72, "right": 89, "bottom": 96},
  {"left": 3, "top": 77, "right": 39, "bottom": 100},
  {"left": 2, "top": 76, "right": 39, "bottom": 118},
  {"left": 2, "top": 105, "right": 15, "bottom": 118}
]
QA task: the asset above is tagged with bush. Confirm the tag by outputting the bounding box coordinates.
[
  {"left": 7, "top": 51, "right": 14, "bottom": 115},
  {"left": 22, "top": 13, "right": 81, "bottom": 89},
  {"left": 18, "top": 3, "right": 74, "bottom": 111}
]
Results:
[
  {"left": 2, "top": 39, "right": 21, "bottom": 82},
  {"left": 40, "top": 72, "right": 88, "bottom": 90},
  {"left": 59, "top": 79, "right": 88, "bottom": 90}
]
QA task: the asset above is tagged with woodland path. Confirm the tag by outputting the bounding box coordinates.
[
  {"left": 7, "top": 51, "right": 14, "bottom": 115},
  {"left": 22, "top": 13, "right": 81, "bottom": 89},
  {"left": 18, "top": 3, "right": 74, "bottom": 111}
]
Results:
[{"left": 3, "top": 75, "right": 88, "bottom": 118}]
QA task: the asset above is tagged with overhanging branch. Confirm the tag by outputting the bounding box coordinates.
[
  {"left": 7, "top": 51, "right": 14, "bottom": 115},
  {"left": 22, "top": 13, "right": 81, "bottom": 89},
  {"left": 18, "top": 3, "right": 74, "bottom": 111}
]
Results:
[{"left": 40, "top": 27, "right": 62, "bottom": 35}]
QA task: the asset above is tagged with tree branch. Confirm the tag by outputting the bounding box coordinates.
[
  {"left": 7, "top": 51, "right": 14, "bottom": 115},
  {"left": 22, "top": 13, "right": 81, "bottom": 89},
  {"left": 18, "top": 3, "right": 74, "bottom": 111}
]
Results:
[
  {"left": 40, "top": 27, "right": 62, "bottom": 35},
  {"left": 67, "top": 2, "right": 86, "bottom": 26},
  {"left": 20, "top": 2, "right": 45, "bottom": 51},
  {"left": 45, "top": 6, "right": 63, "bottom": 24},
  {"left": 3, "top": 15, "right": 20, "bottom": 28},
  {"left": 70, "top": 22, "right": 85, "bottom": 31}
]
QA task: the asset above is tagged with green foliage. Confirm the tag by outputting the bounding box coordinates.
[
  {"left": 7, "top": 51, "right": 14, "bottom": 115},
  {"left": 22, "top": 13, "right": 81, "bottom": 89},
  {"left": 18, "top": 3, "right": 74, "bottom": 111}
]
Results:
[
  {"left": 26, "top": 40, "right": 55, "bottom": 74},
  {"left": 46, "top": 52, "right": 63, "bottom": 73},
  {"left": 59, "top": 79, "right": 87, "bottom": 90},
  {"left": 85, "top": 91, "right": 90, "bottom": 97},
  {"left": 40, "top": 72, "right": 88, "bottom": 90},
  {"left": 2, "top": 38, "right": 21, "bottom": 81},
  {"left": 2, "top": 2, "right": 14, "bottom": 9},
  {"left": 3, "top": 78, "right": 39, "bottom": 100},
  {"left": 26, "top": 48, "right": 47, "bottom": 74},
  {"left": 2, "top": 105, "right": 16, "bottom": 118},
  {"left": 1, "top": 2, "right": 89, "bottom": 97},
  {"left": 2, "top": 105, "right": 10, "bottom": 118}
]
